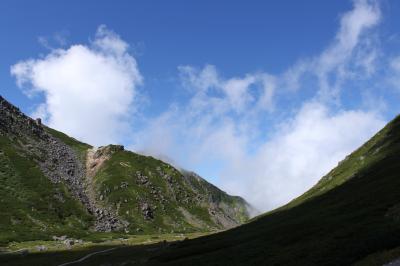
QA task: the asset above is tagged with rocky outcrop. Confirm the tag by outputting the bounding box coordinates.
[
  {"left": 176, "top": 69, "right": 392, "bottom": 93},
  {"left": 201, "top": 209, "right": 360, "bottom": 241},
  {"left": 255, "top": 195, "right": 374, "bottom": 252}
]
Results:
[
  {"left": 85, "top": 145, "right": 127, "bottom": 231},
  {"left": 0, "top": 96, "right": 124, "bottom": 232},
  {"left": 181, "top": 171, "right": 251, "bottom": 228},
  {"left": 86, "top": 145, "right": 124, "bottom": 178},
  {"left": 0, "top": 96, "right": 46, "bottom": 139},
  {"left": 140, "top": 203, "right": 154, "bottom": 220}
]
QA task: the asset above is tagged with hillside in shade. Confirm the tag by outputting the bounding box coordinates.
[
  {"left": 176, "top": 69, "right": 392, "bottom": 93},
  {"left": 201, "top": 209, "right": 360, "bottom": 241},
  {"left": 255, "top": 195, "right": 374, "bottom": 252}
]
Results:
[{"left": 143, "top": 113, "right": 400, "bottom": 265}]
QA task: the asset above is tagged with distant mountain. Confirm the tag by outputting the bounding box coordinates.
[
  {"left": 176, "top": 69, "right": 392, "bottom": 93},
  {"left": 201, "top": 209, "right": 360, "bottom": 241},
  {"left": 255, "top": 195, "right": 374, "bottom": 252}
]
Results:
[
  {"left": 0, "top": 96, "right": 251, "bottom": 244},
  {"left": 129, "top": 113, "right": 400, "bottom": 265}
]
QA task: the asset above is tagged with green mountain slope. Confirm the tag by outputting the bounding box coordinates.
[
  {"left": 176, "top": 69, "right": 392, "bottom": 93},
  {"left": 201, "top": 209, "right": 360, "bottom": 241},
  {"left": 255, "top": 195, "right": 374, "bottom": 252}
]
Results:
[
  {"left": 17, "top": 114, "right": 400, "bottom": 266},
  {"left": 85, "top": 145, "right": 250, "bottom": 234},
  {"left": 0, "top": 135, "right": 93, "bottom": 245},
  {"left": 116, "top": 114, "right": 400, "bottom": 265},
  {"left": 0, "top": 96, "right": 251, "bottom": 244},
  {"left": 0, "top": 98, "right": 93, "bottom": 244}
]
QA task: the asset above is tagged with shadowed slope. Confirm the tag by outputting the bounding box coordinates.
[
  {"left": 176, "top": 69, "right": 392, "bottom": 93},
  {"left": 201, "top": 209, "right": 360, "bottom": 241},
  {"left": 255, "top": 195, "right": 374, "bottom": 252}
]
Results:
[
  {"left": 21, "top": 114, "right": 400, "bottom": 265},
  {"left": 140, "top": 114, "right": 400, "bottom": 265}
]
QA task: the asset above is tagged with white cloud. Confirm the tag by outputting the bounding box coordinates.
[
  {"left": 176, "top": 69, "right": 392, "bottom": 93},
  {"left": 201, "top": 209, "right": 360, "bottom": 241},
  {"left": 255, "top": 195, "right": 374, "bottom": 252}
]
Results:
[
  {"left": 133, "top": 85, "right": 385, "bottom": 212},
  {"left": 222, "top": 103, "right": 385, "bottom": 210},
  {"left": 10, "top": 1, "right": 389, "bottom": 215},
  {"left": 179, "top": 65, "right": 276, "bottom": 115},
  {"left": 11, "top": 25, "right": 142, "bottom": 145},
  {"left": 132, "top": 0, "right": 386, "bottom": 213}
]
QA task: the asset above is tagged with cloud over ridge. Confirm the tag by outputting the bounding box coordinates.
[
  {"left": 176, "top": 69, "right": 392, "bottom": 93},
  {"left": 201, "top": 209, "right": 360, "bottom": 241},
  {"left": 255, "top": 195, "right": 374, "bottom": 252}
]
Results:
[
  {"left": 132, "top": 0, "right": 386, "bottom": 212},
  {"left": 11, "top": 25, "right": 142, "bottom": 145},
  {"left": 10, "top": 0, "right": 396, "bottom": 213}
]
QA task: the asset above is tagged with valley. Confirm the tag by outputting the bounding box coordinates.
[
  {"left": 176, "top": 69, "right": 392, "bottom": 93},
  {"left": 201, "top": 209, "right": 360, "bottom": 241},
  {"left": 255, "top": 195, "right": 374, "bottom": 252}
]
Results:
[{"left": 1, "top": 95, "right": 399, "bottom": 265}]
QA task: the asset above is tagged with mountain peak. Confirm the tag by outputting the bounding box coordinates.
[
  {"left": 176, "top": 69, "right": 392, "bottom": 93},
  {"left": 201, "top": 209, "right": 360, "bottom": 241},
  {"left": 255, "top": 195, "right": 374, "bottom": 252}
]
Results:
[{"left": 0, "top": 95, "right": 44, "bottom": 138}]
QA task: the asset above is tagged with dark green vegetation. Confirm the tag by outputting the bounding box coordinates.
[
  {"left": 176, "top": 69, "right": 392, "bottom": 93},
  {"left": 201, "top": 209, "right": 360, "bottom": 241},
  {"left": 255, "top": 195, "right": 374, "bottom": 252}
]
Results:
[
  {"left": 0, "top": 233, "right": 206, "bottom": 266},
  {"left": 182, "top": 171, "right": 250, "bottom": 224},
  {"left": 281, "top": 113, "right": 397, "bottom": 211},
  {"left": 91, "top": 147, "right": 250, "bottom": 234},
  {"left": 0, "top": 135, "right": 92, "bottom": 245},
  {"left": 8, "top": 114, "right": 399, "bottom": 266},
  {"left": 0, "top": 96, "right": 250, "bottom": 248},
  {"left": 3, "top": 94, "right": 400, "bottom": 265},
  {"left": 140, "top": 114, "right": 400, "bottom": 266}
]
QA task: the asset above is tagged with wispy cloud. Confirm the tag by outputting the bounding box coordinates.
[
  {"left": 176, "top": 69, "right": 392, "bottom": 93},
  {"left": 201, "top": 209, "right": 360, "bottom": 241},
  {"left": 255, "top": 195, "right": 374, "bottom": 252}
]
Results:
[
  {"left": 178, "top": 64, "right": 276, "bottom": 114},
  {"left": 10, "top": 0, "right": 392, "bottom": 213},
  {"left": 132, "top": 0, "right": 386, "bottom": 212},
  {"left": 283, "top": 0, "right": 381, "bottom": 100}
]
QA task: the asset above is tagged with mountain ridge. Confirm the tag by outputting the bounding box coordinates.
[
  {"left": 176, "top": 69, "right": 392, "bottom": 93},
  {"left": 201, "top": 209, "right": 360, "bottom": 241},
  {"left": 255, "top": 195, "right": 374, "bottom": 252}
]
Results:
[
  {"left": 0, "top": 95, "right": 251, "bottom": 244},
  {"left": 132, "top": 112, "right": 400, "bottom": 265},
  {"left": 2, "top": 97, "right": 400, "bottom": 265}
]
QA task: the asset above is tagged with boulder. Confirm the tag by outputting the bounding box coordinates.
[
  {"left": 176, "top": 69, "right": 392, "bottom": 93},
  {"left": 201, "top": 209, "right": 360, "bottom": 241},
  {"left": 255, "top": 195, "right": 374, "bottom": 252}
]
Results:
[
  {"left": 141, "top": 203, "right": 154, "bottom": 220},
  {"left": 36, "top": 245, "right": 47, "bottom": 251}
]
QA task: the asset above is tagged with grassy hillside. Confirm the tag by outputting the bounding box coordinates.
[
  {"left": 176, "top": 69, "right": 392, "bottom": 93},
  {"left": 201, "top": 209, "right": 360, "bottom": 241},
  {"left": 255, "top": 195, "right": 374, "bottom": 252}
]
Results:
[
  {"left": 0, "top": 136, "right": 92, "bottom": 245},
  {"left": 90, "top": 148, "right": 250, "bottom": 234},
  {"left": 0, "top": 96, "right": 253, "bottom": 244},
  {"left": 140, "top": 115, "right": 400, "bottom": 265},
  {"left": 280, "top": 114, "right": 397, "bottom": 211},
  {"left": 35, "top": 114, "right": 400, "bottom": 265},
  {"left": 0, "top": 95, "right": 251, "bottom": 245},
  {"left": 182, "top": 171, "right": 250, "bottom": 224}
]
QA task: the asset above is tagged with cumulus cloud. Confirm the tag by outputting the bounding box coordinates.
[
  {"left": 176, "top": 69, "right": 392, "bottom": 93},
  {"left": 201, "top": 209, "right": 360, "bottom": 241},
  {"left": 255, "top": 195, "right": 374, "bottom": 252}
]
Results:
[
  {"left": 223, "top": 103, "right": 384, "bottom": 210},
  {"left": 134, "top": 70, "right": 385, "bottom": 211},
  {"left": 10, "top": 0, "right": 389, "bottom": 214},
  {"left": 132, "top": 0, "right": 386, "bottom": 213},
  {"left": 11, "top": 25, "right": 142, "bottom": 145}
]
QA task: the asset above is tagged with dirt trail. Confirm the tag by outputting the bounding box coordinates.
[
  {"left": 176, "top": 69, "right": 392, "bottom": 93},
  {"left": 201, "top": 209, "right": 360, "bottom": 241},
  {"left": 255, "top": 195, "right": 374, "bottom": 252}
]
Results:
[{"left": 57, "top": 247, "right": 118, "bottom": 266}]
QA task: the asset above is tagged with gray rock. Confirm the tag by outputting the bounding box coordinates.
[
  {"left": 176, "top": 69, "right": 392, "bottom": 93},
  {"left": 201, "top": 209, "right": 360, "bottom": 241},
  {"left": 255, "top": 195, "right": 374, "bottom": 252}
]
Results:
[
  {"left": 0, "top": 96, "right": 125, "bottom": 233},
  {"left": 36, "top": 245, "right": 47, "bottom": 251},
  {"left": 64, "top": 239, "right": 74, "bottom": 248},
  {"left": 52, "top": 235, "right": 68, "bottom": 241},
  {"left": 141, "top": 203, "right": 154, "bottom": 220}
]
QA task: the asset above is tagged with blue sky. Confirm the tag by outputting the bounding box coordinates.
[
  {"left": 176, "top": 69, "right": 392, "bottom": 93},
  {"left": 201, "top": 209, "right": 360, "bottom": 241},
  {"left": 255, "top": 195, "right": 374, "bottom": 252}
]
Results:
[{"left": 1, "top": 0, "right": 400, "bottom": 211}]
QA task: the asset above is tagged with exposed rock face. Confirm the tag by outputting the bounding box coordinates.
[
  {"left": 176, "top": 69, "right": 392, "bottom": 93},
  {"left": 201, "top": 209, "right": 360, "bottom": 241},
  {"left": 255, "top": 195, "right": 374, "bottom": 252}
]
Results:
[
  {"left": 0, "top": 96, "right": 124, "bottom": 232},
  {"left": 39, "top": 137, "right": 90, "bottom": 207},
  {"left": 0, "top": 95, "right": 252, "bottom": 234},
  {"left": 86, "top": 145, "right": 127, "bottom": 231},
  {"left": 182, "top": 171, "right": 251, "bottom": 228},
  {"left": 0, "top": 96, "right": 46, "bottom": 139},
  {"left": 87, "top": 145, "right": 124, "bottom": 178}
]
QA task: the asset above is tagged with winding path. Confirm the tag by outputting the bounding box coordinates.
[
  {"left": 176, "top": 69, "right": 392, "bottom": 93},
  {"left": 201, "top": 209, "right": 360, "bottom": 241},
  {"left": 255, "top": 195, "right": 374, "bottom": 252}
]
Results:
[{"left": 57, "top": 247, "right": 118, "bottom": 266}]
